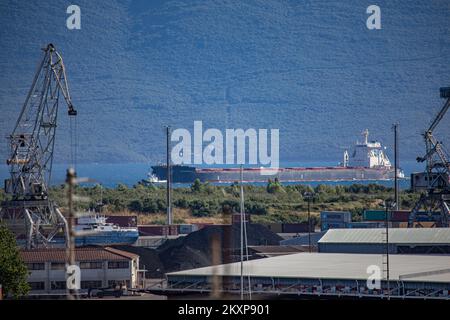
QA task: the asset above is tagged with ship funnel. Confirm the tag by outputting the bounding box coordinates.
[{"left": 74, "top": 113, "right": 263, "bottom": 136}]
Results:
[{"left": 362, "top": 129, "right": 369, "bottom": 144}]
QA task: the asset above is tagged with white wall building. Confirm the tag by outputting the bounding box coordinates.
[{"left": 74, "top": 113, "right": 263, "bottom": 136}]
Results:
[{"left": 20, "top": 247, "right": 140, "bottom": 294}]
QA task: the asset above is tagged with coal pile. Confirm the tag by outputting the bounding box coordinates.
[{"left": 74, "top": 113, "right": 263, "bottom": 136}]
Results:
[
  {"left": 112, "top": 245, "right": 165, "bottom": 278},
  {"left": 157, "top": 223, "right": 283, "bottom": 273}
]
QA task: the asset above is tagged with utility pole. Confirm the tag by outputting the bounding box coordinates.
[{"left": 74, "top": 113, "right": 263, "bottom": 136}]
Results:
[
  {"left": 393, "top": 123, "right": 399, "bottom": 211},
  {"left": 166, "top": 126, "right": 172, "bottom": 226}
]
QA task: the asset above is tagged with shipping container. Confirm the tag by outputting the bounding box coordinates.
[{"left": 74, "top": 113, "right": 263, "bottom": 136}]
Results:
[
  {"left": 363, "top": 210, "right": 387, "bottom": 221},
  {"left": 264, "top": 223, "right": 283, "bottom": 233},
  {"left": 282, "top": 223, "right": 312, "bottom": 233},
  {"left": 321, "top": 222, "right": 346, "bottom": 232},
  {"left": 106, "top": 215, "right": 138, "bottom": 227},
  {"left": 415, "top": 215, "right": 437, "bottom": 222},
  {"left": 415, "top": 211, "right": 442, "bottom": 222},
  {"left": 347, "top": 222, "right": 382, "bottom": 229},
  {"left": 390, "top": 211, "right": 410, "bottom": 222},
  {"left": 177, "top": 224, "right": 194, "bottom": 234},
  {"left": 320, "top": 211, "right": 351, "bottom": 223},
  {"left": 231, "top": 213, "right": 251, "bottom": 224},
  {"left": 168, "top": 225, "right": 179, "bottom": 235},
  {"left": 138, "top": 225, "right": 178, "bottom": 236},
  {"left": 192, "top": 223, "right": 213, "bottom": 230}
]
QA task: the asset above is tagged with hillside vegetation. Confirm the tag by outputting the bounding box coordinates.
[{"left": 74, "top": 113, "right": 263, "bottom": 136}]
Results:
[{"left": 33, "top": 180, "right": 421, "bottom": 225}]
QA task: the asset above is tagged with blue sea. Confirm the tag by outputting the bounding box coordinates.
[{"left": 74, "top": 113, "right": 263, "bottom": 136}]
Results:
[{"left": 0, "top": 161, "right": 423, "bottom": 189}]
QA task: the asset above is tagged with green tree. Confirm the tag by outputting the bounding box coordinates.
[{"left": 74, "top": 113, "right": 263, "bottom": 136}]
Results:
[
  {"left": 0, "top": 223, "right": 29, "bottom": 298},
  {"left": 127, "top": 199, "right": 143, "bottom": 212},
  {"left": 191, "top": 179, "right": 203, "bottom": 193},
  {"left": 266, "top": 178, "right": 283, "bottom": 194}
]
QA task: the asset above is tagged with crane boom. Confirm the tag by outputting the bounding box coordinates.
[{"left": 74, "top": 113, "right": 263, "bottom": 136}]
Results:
[
  {"left": 427, "top": 97, "right": 450, "bottom": 133},
  {"left": 5, "top": 43, "right": 77, "bottom": 200}
]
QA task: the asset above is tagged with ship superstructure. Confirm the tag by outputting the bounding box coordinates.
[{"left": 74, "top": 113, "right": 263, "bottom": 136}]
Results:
[{"left": 345, "top": 129, "right": 392, "bottom": 169}]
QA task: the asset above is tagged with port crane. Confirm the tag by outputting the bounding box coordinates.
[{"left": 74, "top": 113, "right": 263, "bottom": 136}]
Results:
[
  {"left": 409, "top": 87, "right": 450, "bottom": 227},
  {"left": 0, "top": 44, "right": 77, "bottom": 248}
]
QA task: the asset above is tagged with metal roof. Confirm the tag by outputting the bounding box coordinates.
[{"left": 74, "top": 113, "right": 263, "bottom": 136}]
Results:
[
  {"left": 318, "top": 228, "right": 450, "bottom": 244},
  {"left": 280, "top": 231, "right": 327, "bottom": 246},
  {"left": 247, "top": 245, "right": 309, "bottom": 257},
  {"left": 167, "top": 253, "right": 450, "bottom": 283},
  {"left": 20, "top": 247, "right": 138, "bottom": 263}
]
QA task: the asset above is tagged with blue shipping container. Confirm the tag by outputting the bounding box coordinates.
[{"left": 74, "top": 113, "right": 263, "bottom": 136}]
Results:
[{"left": 320, "top": 211, "right": 352, "bottom": 223}]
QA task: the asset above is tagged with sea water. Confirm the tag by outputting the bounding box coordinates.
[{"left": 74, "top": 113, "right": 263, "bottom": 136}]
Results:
[{"left": 0, "top": 161, "right": 423, "bottom": 189}]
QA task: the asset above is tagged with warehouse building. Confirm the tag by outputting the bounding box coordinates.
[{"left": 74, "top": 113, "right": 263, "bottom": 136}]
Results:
[
  {"left": 161, "top": 253, "right": 450, "bottom": 299},
  {"left": 318, "top": 228, "right": 450, "bottom": 254},
  {"left": 280, "top": 231, "right": 327, "bottom": 247},
  {"left": 20, "top": 247, "right": 140, "bottom": 295}
]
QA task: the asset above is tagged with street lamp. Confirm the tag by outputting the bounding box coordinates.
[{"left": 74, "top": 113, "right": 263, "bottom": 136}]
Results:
[{"left": 303, "top": 191, "right": 315, "bottom": 253}]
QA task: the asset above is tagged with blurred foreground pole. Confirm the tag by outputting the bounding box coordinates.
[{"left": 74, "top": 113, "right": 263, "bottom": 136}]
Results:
[
  {"left": 240, "top": 166, "right": 244, "bottom": 300},
  {"left": 166, "top": 126, "right": 172, "bottom": 225},
  {"left": 66, "top": 168, "right": 78, "bottom": 300},
  {"left": 210, "top": 233, "right": 222, "bottom": 299}
]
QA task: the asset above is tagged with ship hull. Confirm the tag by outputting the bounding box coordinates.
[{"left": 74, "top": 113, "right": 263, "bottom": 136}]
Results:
[
  {"left": 42, "top": 231, "right": 139, "bottom": 247},
  {"left": 151, "top": 165, "right": 397, "bottom": 183},
  {"left": 74, "top": 231, "right": 139, "bottom": 246}
]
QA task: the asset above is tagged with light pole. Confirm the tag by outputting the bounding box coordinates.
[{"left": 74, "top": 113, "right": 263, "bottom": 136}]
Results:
[
  {"left": 392, "top": 123, "right": 399, "bottom": 211},
  {"left": 303, "top": 191, "right": 315, "bottom": 252}
]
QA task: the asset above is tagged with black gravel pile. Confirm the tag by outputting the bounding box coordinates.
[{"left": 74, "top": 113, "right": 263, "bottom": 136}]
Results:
[
  {"left": 157, "top": 223, "right": 283, "bottom": 273},
  {"left": 112, "top": 245, "right": 165, "bottom": 278}
]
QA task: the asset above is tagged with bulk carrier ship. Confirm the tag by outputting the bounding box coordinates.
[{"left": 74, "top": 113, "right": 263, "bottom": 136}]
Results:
[{"left": 149, "top": 130, "right": 404, "bottom": 183}]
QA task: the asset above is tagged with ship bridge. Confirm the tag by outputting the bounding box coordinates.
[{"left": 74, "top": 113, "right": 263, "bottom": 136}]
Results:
[{"left": 347, "top": 129, "right": 392, "bottom": 169}]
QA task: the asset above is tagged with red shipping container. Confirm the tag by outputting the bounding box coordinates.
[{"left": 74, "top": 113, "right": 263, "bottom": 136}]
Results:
[
  {"left": 282, "top": 223, "right": 312, "bottom": 233},
  {"left": 106, "top": 215, "right": 137, "bottom": 227},
  {"left": 168, "top": 225, "right": 178, "bottom": 236},
  {"left": 193, "top": 223, "right": 213, "bottom": 230},
  {"left": 138, "top": 225, "right": 178, "bottom": 236},
  {"left": 138, "top": 225, "right": 164, "bottom": 236},
  {"left": 390, "top": 210, "right": 410, "bottom": 222}
]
